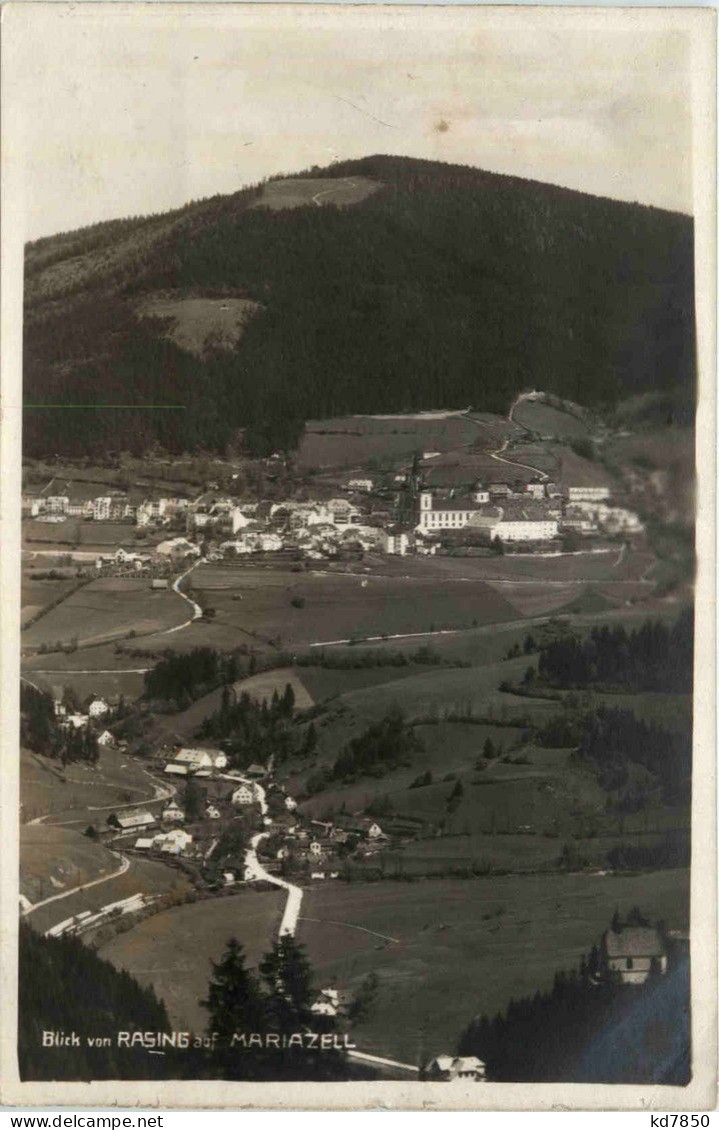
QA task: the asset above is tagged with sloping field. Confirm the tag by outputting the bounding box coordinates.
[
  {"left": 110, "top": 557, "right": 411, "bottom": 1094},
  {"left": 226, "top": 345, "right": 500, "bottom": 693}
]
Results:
[
  {"left": 252, "top": 176, "right": 380, "bottom": 211},
  {"left": 22, "top": 577, "right": 187, "bottom": 650},
  {"left": 27, "top": 855, "right": 190, "bottom": 937},
  {"left": 138, "top": 294, "right": 260, "bottom": 356},
  {"left": 20, "top": 749, "right": 162, "bottom": 824},
  {"left": 23, "top": 519, "right": 141, "bottom": 548},
  {"left": 21, "top": 824, "right": 121, "bottom": 904},
  {"left": 298, "top": 719, "right": 526, "bottom": 821},
  {"left": 100, "top": 889, "right": 285, "bottom": 1031},
  {"left": 552, "top": 446, "right": 617, "bottom": 489},
  {"left": 513, "top": 398, "right": 588, "bottom": 438},
  {"left": 21, "top": 575, "right": 79, "bottom": 627},
  {"left": 298, "top": 870, "right": 689, "bottom": 1065},
  {"left": 297, "top": 412, "right": 484, "bottom": 469},
  {"left": 21, "top": 669, "right": 147, "bottom": 704}
]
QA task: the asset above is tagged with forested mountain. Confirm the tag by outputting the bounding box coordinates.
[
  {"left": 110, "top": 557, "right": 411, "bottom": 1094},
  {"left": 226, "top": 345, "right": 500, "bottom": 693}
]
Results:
[
  {"left": 18, "top": 922, "right": 175, "bottom": 1079},
  {"left": 24, "top": 156, "right": 695, "bottom": 458}
]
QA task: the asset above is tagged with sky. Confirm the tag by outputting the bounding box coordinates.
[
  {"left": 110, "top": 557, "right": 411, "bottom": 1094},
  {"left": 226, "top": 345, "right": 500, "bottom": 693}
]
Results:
[{"left": 6, "top": 3, "right": 695, "bottom": 241}]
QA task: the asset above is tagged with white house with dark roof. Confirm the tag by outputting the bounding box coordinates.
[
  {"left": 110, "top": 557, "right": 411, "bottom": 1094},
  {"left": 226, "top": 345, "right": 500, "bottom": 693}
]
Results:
[
  {"left": 232, "top": 784, "right": 255, "bottom": 806},
  {"left": 110, "top": 810, "right": 155, "bottom": 833}
]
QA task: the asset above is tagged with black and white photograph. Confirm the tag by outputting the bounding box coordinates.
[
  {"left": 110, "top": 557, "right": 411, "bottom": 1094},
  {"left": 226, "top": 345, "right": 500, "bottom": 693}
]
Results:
[{"left": 1, "top": 1, "right": 715, "bottom": 1110}]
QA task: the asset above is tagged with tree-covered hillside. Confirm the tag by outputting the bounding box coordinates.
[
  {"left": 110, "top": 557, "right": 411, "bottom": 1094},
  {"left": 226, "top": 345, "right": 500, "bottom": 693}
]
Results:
[{"left": 24, "top": 156, "right": 695, "bottom": 459}]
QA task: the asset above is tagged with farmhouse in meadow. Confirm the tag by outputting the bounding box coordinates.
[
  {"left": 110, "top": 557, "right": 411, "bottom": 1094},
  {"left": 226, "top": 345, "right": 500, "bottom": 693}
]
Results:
[{"left": 603, "top": 926, "right": 668, "bottom": 984}]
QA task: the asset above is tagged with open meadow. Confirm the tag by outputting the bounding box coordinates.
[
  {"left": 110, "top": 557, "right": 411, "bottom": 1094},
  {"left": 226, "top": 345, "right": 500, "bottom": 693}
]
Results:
[
  {"left": 21, "top": 573, "right": 80, "bottom": 627},
  {"left": 186, "top": 564, "right": 521, "bottom": 648},
  {"left": 21, "top": 576, "right": 188, "bottom": 651},
  {"left": 298, "top": 869, "right": 690, "bottom": 1064},
  {"left": 512, "top": 398, "right": 589, "bottom": 439},
  {"left": 252, "top": 176, "right": 381, "bottom": 212},
  {"left": 23, "top": 518, "right": 141, "bottom": 549},
  {"left": 99, "top": 888, "right": 286, "bottom": 1031},
  {"left": 296, "top": 412, "right": 490, "bottom": 470}
]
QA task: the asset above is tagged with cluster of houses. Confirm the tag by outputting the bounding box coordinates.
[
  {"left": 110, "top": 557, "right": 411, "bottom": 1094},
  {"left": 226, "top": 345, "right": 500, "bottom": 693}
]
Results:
[
  {"left": 53, "top": 694, "right": 116, "bottom": 744},
  {"left": 102, "top": 741, "right": 395, "bottom": 880},
  {"left": 22, "top": 491, "right": 193, "bottom": 526},
  {"left": 23, "top": 465, "right": 641, "bottom": 568}
]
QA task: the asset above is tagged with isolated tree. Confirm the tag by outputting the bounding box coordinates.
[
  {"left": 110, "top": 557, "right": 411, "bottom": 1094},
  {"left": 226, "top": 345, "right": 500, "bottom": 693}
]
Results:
[
  {"left": 483, "top": 737, "right": 496, "bottom": 760},
  {"left": 302, "top": 721, "right": 318, "bottom": 758},
  {"left": 348, "top": 972, "right": 379, "bottom": 1024},
  {"left": 282, "top": 682, "right": 296, "bottom": 715},
  {"left": 259, "top": 936, "right": 315, "bottom": 1030},
  {"left": 201, "top": 938, "right": 268, "bottom": 1045},
  {"left": 184, "top": 777, "right": 204, "bottom": 822}
]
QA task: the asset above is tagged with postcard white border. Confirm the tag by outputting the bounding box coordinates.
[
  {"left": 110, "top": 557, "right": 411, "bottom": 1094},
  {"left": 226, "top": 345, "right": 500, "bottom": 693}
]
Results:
[{"left": 1, "top": 2, "right": 716, "bottom": 1110}]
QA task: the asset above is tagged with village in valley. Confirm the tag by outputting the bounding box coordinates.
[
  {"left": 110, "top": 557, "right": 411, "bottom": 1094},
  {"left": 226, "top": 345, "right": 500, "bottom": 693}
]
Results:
[{"left": 19, "top": 389, "right": 693, "bottom": 1081}]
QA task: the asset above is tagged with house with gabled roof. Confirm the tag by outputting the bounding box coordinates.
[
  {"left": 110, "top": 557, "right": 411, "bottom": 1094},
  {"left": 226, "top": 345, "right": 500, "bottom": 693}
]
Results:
[
  {"left": 425, "top": 1055, "right": 486, "bottom": 1082},
  {"left": 232, "top": 784, "right": 255, "bottom": 806},
  {"left": 109, "top": 809, "right": 155, "bottom": 832},
  {"left": 604, "top": 926, "right": 667, "bottom": 984}
]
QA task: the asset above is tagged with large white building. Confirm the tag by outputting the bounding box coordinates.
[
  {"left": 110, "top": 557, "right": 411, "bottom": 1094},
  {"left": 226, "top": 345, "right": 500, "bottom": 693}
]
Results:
[
  {"left": 45, "top": 495, "right": 69, "bottom": 514},
  {"left": 91, "top": 497, "right": 113, "bottom": 521},
  {"left": 417, "top": 492, "right": 557, "bottom": 541},
  {"left": 416, "top": 491, "right": 484, "bottom": 532},
  {"left": 568, "top": 486, "right": 610, "bottom": 502},
  {"left": 493, "top": 515, "right": 559, "bottom": 542}
]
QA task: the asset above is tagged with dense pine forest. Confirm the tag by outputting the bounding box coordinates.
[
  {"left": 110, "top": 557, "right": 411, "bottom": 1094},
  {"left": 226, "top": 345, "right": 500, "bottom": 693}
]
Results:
[
  {"left": 24, "top": 155, "right": 695, "bottom": 458},
  {"left": 534, "top": 608, "right": 694, "bottom": 693},
  {"left": 18, "top": 922, "right": 176, "bottom": 1079}
]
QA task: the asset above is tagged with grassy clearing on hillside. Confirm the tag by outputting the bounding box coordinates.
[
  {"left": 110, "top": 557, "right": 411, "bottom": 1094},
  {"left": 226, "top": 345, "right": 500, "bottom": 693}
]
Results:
[
  {"left": 24, "top": 670, "right": 147, "bottom": 704},
  {"left": 20, "top": 825, "right": 121, "bottom": 904},
  {"left": 551, "top": 446, "right": 617, "bottom": 489},
  {"left": 20, "top": 749, "right": 161, "bottom": 824},
  {"left": 99, "top": 889, "right": 285, "bottom": 1031},
  {"left": 512, "top": 399, "right": 588, "bottom": 439},
  {"left": 297, "top": 721, "right": 526, "bottom": 819},
  {"left": 298, "top": 870, "right": 689, "bottom": 1064},
  {"left": 252, "top": 176, "right": 381, "bottom": 211},
  {"left": 296, "top": 413, "right": 483, "bottom": 469},
  {"left": 138, "top": 295, "right": 260, "bottom": 356},
  {"left": 22, "top": 577, "right": 187, "bottom": 651}
]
